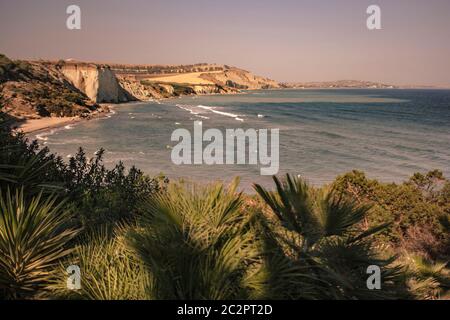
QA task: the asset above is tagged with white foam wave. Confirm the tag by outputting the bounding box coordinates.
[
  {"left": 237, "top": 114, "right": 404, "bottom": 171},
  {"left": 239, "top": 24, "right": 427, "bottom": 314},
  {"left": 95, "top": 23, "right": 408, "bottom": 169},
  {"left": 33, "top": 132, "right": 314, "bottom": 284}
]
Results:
[
  {"left": 176, "top": 104, "right": 242, "bottom": 121},
  {"left": 176, "top": 104, "right": 200, "bottom": 115},
  {"left": 36, "top": 130, "right": 56, "bottom": 141},
  {"left": 197, "top": 105, "right": 244, "bottom": 121},
  {"left": 36, "top": 134, "right": 48, "bottom": 141}
]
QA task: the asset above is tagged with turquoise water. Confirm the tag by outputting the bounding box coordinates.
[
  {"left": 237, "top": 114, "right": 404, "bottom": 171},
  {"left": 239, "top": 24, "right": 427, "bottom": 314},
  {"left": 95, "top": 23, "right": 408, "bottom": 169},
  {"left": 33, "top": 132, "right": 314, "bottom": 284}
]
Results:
[{"left": 33, "top": 89, "right": 450, "bottom": 189}]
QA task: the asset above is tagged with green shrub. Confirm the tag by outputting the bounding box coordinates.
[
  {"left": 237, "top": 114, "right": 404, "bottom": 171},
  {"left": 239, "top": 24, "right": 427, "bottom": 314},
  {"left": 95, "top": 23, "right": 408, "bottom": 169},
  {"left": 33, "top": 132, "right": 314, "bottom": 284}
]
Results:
[
  {"left": 127, "top": 179, "right": 264, "bottom": 300},
  {"left": 254, "top": 174, "right": 409, "bottom": 299},
  {"left": 333, "top": 170, "right": 450, "bottom": 259},
  {"left": 64, "top": 148, "right": 167, "bottom": 234},
  {"left": 51, "top": 227, "right": 150, "bottom": 300},
  {"left": 0, "top": 188, "right": 79, "bottom": 299}
]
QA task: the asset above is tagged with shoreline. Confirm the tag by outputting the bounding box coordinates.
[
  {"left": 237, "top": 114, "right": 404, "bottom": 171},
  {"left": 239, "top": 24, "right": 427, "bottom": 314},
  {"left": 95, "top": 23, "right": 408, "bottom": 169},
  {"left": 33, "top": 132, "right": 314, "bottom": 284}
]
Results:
[
  {"left": 15, "top": 104, "right": 117, "bottom": 135},
  {"left": 17, "top": 116, "right": 82, "bottom": 134},
  {"left": 16, "top": 92, "right": 243, "bottom": 135},
  {"left": 15, "top": 86, "right": 449, "bottom": 136}
]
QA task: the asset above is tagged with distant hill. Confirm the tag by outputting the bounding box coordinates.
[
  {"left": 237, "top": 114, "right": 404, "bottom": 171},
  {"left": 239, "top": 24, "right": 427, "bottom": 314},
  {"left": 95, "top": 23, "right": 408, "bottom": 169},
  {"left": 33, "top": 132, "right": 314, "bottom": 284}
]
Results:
[
  {"left": 280, "top": 80, "right": 397, "bottom": 89},
  {"left": 111, "top": 63, "right": 280, "bottom": 100}
]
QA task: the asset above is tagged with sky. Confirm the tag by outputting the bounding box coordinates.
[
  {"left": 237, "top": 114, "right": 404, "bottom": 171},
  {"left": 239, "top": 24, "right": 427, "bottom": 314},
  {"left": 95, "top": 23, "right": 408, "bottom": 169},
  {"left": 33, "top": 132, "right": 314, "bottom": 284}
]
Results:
[{"left": 1, "top": 0, "right": 450, "bottom": 86}]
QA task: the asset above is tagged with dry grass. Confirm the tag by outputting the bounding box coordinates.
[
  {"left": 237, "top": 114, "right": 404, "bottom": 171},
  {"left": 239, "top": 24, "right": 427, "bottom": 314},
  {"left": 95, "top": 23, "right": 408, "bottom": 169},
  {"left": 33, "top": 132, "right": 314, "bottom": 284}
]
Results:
[{"left": 146, "top": 71, "right": 222, "bottom": 85}]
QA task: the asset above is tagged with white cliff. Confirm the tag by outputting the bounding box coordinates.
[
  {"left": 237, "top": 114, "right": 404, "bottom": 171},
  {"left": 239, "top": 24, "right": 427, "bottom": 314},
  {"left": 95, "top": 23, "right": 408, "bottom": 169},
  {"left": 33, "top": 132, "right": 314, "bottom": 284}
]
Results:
[{"left": 60, "top": 64, "right": 133, "bottom": 103}]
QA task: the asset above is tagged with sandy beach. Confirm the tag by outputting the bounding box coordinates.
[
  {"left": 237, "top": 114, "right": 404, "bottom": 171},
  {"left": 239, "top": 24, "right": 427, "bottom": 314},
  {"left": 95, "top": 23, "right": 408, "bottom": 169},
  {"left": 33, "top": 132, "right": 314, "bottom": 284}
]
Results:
[
  {"left": 14, "top": 104, "right": 115, "bottom": 134},
  {"left": 16, "top": 117, "right": 81, "bottom": 134}
]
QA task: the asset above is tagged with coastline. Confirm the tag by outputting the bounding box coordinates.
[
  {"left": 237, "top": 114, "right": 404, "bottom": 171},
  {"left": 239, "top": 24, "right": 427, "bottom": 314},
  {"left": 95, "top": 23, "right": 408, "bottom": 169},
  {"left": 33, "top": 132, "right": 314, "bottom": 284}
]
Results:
[
  {"left": 17, "top": 116, "right": 81, "bottom": 134},
  {"left": 14, "top": 87, "right": 449, "bottom": 135},
  {"left": 14, "top": 92, "right": 241, "bottom": 137},
  {"left": 15, "top": 104, "right": 116, "bottom": 135}
]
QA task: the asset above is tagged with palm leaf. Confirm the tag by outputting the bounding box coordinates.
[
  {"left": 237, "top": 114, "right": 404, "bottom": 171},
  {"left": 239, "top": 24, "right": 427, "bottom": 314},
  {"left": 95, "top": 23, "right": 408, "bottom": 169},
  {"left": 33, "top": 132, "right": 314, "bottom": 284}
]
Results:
[{"left": 0, "top": 188, "right": 79, "bottom": 299}]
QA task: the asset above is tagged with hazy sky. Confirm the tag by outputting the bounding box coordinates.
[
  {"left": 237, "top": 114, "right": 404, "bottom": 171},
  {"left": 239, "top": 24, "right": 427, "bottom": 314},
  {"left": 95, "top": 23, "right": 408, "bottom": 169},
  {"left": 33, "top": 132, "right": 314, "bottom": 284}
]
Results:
[{"left": 1, "top": 0, "right": 450, "bottom": 85}]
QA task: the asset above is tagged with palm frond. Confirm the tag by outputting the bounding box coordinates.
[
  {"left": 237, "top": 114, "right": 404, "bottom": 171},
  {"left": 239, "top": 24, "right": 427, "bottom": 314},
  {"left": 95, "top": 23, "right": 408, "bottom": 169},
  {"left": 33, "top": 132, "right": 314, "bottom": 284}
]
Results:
[
  {"left": 50, "top": 227, "right": 150, "bottom": 300},
  {"left": 127, "top": 178, "right": 264, "bottom": 300},
  {"left": 254, "top": 174, "right": 408, "bottom": 299},
  {"left": 0, "top": 188, "right": 79, "bottom": 299}
]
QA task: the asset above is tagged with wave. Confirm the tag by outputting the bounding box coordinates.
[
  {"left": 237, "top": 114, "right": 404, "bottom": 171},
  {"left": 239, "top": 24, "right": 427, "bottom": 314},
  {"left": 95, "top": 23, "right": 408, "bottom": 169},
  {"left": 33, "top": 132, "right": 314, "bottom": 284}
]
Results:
[
  {"left": 176, "top": 104, "right": 199, "bottom": 115},
  {"left": 197, "top": 105, "right": 243, "bottom": 120},
  {"left": 36, "top": 134, "right": 49, "bottom": 141},
  {"left": 35, "top": 129, "right": 56, "bottom": 141},
  {"left": 176, "top": 104, "right": 211, "bottom": 120},
  {"left": 105, "top": 109, "right": 117, "bottom": 119},
  {"left": 176, "top": 104, "right": 244, "bottom": 121}
]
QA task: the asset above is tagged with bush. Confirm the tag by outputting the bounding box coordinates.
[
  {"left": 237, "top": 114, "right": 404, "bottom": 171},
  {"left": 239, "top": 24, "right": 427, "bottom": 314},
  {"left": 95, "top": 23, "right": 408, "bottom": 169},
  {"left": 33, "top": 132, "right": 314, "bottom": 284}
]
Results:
[
  {"left": 127, "top": 179, "right": 263, "bottom": 299},
  {"left": 63, "top": 148, "right": 167, "bottom": 234},
  {"left": 51, "top": 228, "right": 150, "bottom": 300},
  {"left": 333, "top": 170, "right": 450, "bottom": 259},
  {"left": 254, "top": 174, "right": 409, "bottom": 299},
  {"left": 0, "top": 189, "right": 79, "bottom": 299}
]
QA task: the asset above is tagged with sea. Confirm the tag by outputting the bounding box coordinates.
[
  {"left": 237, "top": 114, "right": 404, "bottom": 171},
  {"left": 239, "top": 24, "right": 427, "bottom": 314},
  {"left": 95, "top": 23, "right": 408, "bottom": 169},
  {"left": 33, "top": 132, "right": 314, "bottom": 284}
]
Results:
[{"left": 31, "top": 89, "right": 450, "bottom": 190}]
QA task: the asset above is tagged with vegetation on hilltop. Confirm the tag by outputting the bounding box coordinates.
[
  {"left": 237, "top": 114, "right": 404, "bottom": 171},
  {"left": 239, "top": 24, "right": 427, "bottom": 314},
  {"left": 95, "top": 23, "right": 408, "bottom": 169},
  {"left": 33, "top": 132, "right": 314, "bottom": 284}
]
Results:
[
  {"left": 110, "top": 63, "right": 225, "bottom": 75},
  {"left": 1, "top": 53, "right": 99, "bottom": 120},
  {"left": 0, "top": 54, "right": 32, "bottom": 83}
]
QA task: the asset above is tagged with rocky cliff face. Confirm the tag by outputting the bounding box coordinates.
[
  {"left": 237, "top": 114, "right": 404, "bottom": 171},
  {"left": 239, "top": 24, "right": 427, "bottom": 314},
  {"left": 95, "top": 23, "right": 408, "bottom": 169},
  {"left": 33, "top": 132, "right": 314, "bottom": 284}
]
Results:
[
  {"left": 1, "top": 53, "right": 280, "bottom": 120},
  {"left": 58, "top": 62, "right": 267, "bottom": 102},
  {"left": 199, "top": 68, "right": 280, "bottom": 90},
  {"left": 117, "top": 75, "right": 239, "bottom": 101},
  {"left": 0, "top": 55, "right": 100, "bottom": 120},
  {"left": 60, "top": 64, "right": 135, "bottom": 103}
]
